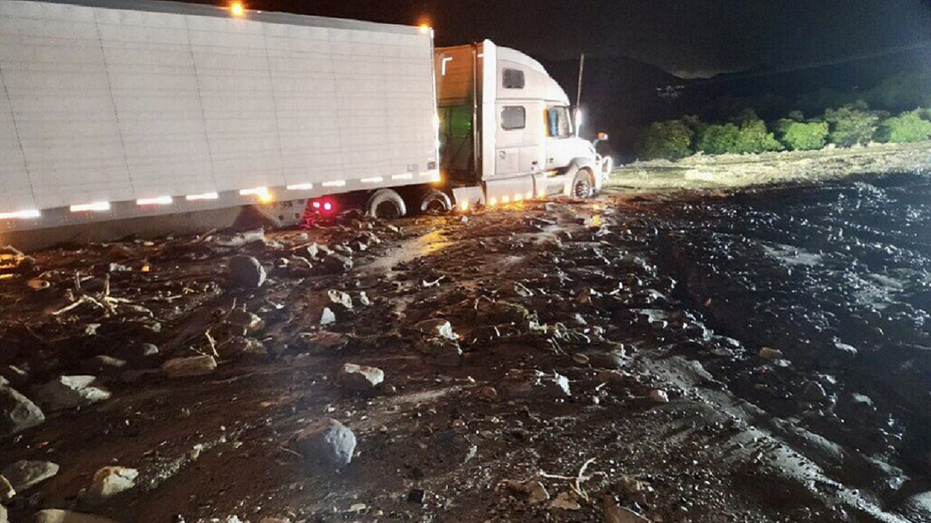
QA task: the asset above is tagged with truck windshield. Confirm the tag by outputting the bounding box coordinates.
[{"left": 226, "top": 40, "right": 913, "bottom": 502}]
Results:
[{"left": 547, "top": 106, "right": 573, "bottom": 138}]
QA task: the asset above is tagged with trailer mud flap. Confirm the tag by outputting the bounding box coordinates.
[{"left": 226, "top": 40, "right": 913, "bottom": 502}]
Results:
[{"left": 451, "top": 186, "right": 485, "bottom": 210}]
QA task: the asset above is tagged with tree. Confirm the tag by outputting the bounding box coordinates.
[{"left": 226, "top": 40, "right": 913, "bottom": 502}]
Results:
[
  {"left": 823, "top": 101, "right": 884, "bottom": 147},
  {"left": 732, "top": 110, "right": 782, "bottom": 153},
  {"left": 876, "top": 109, "right": 931, "bottom": 143},
  {"left": 696, "top": 123, "right": 740, "bottom": 155},
  {"left": 775, "top": 119, "right": 830, "bottom": 150},
  {"left": 635, "top": 120, "right": 694, "bottom": 160}
]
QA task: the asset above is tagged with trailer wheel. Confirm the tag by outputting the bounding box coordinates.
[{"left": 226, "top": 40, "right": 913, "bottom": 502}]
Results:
[
  {"left": 366, "top": 189, "right": 407, "bottom": 219},
  {"left": 419, "top": 189, "right": 452, "bottom": 214},
  {"left": 572, "top": 169, "right": 596, "bottom": 199}
]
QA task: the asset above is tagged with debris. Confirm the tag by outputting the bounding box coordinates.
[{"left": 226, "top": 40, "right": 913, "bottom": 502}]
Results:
[
  {"left": 319, "top": 307, "right": 337, "bottom": 326},
  {"left": 604, "top": 496, "right": 650, "bottom": 523},
  {"left": 294, "top": 418, "right": 357, "bottom": 468},
  {"left": 0, "top": 475, "right": 13, "bottom": 501},
  {"left": 416, "top": 336, "right": 462, "bottom": 367},
  {"left": 337, "top": 363, "right": 385, "bottom": 391},
  {"left": 502, "top": 479, "right": 550, "bottom": 505},
  {"left": 1, "top": 460, "right": 59, "bottom": 492},
  {"left": 327, "top": 290, "right": 353, "bottom": 310},
  {"left": 27, "top": 278, "right": 50, "bottom": 290},
  {"left": 35, "top": 376, "right": 111, "bottom": 411},
  {"left": 32, "top": 509, "right": 118, "bottom": 523},
  {"left": 0, "top": 386, "right": 45, "bottom": 436},
  {"left": 323, "top": 253, "right": 353, "bottom": 273},
  {"left": 214, "top": 229, "right": 266, "bottom": 247},
  {"left": 802, "top": 381, "right": 828, "bottom": 402},
  {"left": 84, "top": 466, "right": 138, "bottom": 505},
  {"left": 415, "top": 319, "right": 458, "bottom": 341},
  {"left": 226, "top": 309, "right": 265, "bottom": 332},
  {"left": 162, "top": 355, "right": 218, "bottom": 378},
  {"left": 500, "top": 370, "right": 571, "bottom": 398},
  {"left": 228, "top": 256, "right": 267, "bottom": 288}
]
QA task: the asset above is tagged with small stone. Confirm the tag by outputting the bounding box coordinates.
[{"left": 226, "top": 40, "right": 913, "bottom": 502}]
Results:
[
  {"left": 324, "top": 254, "right": 353, "bottom": 273},
  {"left": 416, "top": 337, "right": 462, "bottom": 367},
  {"left": 84, "top": 466, "right": 138, "bottom": 504},
  {"left": 161, "top": 355, "right": 217, "bottom": 378},
  {"left": 415, "top": 319, "right": 458, "bottom": 341},
  {"left": 305, "top": 243, "right": 321, "bottom": 259},
  {"left": 327, "top": 290, "right": 353, "bottom": 310},
  {"left": 294, "top": 418, "right": 357, "bottom": 468},
  {"left": 0, "top": 386, "right": 45, "bottom": 436},
  {"left": 296, "top": 331, "right": 349, "bottom": 354},
  {"left": 319, "top": 307, "right": 336, "bottom": 326},
  {"left": 649, "top": 389, "right": 670, "bottom": 404},
  {"left": 358, "top": 292, "right": 372, "bottom": 306},
  {"left": 759, "top": 347, "right": 784, "bottom": 360},
  {"left": 337, "top": 363, "right": 385, "bottom": 391},
  {"left": 228, "top": 256, "right": 267, "bottom": 288},
  {"left": 35, "top": 376, "right": 110, "bottom": 411},
  {"left": 32, "top": 509, "right": 118, "bottom": 523},
  {"left": 2, "top": 460, "right": 59, "bottom": 491},
  {"left": 0, "top": 474, "right": 14, "bottom": 501},
  {"left": 226, "top": 309, "right": 264, "bottom": 332},
  {"left": 801, "top": 381, "right": 828, "bottom": 402}
]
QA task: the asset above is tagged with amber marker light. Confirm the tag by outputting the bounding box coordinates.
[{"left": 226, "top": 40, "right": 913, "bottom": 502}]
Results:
[{"left": 230, "top": 2, "right": 245, "bottom": 17}]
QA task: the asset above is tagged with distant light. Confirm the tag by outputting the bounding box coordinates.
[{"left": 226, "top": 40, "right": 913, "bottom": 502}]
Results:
[
  {"left": 137, "top": 196, "right": 173, "bottom": 206},
  {"left": 185, "top": 192, "right": 219, "bottom": 201},
  {"left": 231, "top": 2, "right": 245, "bottom": 17},
  {"left": 0, "top": 209, "right": 41, "bottom": 220},
  {"left": 70, "top": 201, "right": 110, "bottom": 212}
]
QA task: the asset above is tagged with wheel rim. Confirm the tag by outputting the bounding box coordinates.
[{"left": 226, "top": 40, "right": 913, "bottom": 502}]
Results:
[{"left": 573, "top": 177, "right": 593, "bottom": 198}]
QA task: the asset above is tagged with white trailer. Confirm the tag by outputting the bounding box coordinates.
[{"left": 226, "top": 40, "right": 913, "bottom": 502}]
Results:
[{"left": 0, "top": 0, "right": 439, "bottom": 232}]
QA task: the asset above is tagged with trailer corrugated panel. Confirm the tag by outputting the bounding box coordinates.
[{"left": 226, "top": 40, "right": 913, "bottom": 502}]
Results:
[{"left": 0, "top": 0, "right": 438, "bottom": 229}]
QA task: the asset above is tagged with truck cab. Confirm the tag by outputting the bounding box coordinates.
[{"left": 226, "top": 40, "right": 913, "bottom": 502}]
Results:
[{"left": 435, "top": 40, "right": 610, "bottom": 207}]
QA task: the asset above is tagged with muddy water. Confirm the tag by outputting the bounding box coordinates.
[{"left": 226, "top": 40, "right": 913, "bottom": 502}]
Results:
[{"left": 649, "top": 173, "right": 931, "bottom": 481}]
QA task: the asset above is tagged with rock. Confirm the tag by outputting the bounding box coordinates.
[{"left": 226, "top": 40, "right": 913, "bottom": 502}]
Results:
[
  {"left": 32, "top": 509, "right": 118, "bottom": 523},
  {"left": 501, "top": 370, "right": 571, "bottom": 398},
  {"left": 35, "top": 376, "right": 110, "bottom": 411},
  {"left": 332, "top": 244, "right": 353, "bottom": 257},
  {"left": 549, "top": 491, "right": 581, "bottom": 511},
  {"left": 831, "top": 341, "right": 859, "bottom": 360},
  {"left": 323, "top": 254, "right": 353, "bottom": 273},
  {"left": 296, "top": 331, "right": 349, "bottom": 354},
  {"left": 2, "top": 460, "right": 59, "bottom": 491},
  {"left": 759, "top": 347, "right": 784, "bottom": 360},
  {"left": 801, "top": 381, "right": 828, "bottom": 402},
  {"left": 0, "top": 386, "right": 45, "bottom": 436},
  {"left": 604, "top": 497, "right": 650, "bottom": 523},
  {"left": 0, "top": 475, "right": 13, "bottom": 500},
  {"left": 84, "top": 466, "right": 138, "bottom": 505},
  {"left": 414, "top": 319, "right": 458, "bottom": 341},
  {"left": 222, "top": 337, "right": 267, "bottom": 363},
  {"left": 357, "top": 291, "right": 371, "bottom": 306},
  {"left": 327, "top": 290, "right": 353, "bottom": 310},
  {"left": 80, "top": 355, "right": 127, "bottom": 376},
  {"left": 161, "top": 355, "right": 217, "bottom": 378},
  {"left": 305, "top": 243, "right": 321, "bottom": 259},
  {"left": 319, "top": 307, "right": 336, "bottom": 326},
  {"left": 503, "top": 479, "right": 549, "bottom": 505},
  {"left": 416, "top": 337, "right": 462, "bottom": 367},
  {"left": 337, "top": 363, "right": 384, "bottom": 391},
  {"left": 649, "top": 389, "right": 670, "bottom": 404},
  {"left": 226, "top": 309, "right": 264, "bottom": 332},
  {"left": 214, "top": 229, "right": 266, "bottom": 247},
  {"left": 294, "top": 418, "right": 357, "bottom": 468},
  {"left": 0, "top": 503, "right": 6, "bottom": 523},
  {"left": 228, "top": 256, "right": 267, "bottom": 288}
]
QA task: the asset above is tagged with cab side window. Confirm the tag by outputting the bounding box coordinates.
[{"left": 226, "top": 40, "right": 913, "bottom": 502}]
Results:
[
  {"left": 501, "top": 106, "right": 526, "bottom": 130},
  {"left": 547, "top": 106, "right": 572, "bottom": 138},
  {"left": 503, "top": 69, "right": 525, "bottom": 89}
]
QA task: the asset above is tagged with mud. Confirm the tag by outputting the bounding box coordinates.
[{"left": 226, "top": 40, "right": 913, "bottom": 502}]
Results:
[{"left": 0, "top": 173, "right": 930, "bottom": 523}]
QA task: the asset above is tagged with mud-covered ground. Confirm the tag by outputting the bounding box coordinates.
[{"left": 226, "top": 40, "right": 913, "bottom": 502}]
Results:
[{"left": 1, "top": 173, "right": 930, "bottom": 523}]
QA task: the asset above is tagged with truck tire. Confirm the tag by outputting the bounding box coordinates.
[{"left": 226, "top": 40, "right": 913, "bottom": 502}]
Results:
[
  {"left": 419, "top": 189, "right": 452, "bottom": 214},
  {"left": 572, "top": 169, "right": 596, "bottom": 199},
  {"left": 366, "top": 189, "right": 407, "bottom": 219}
]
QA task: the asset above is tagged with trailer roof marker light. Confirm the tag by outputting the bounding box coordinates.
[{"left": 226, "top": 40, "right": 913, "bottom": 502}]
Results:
[
  {"left": 361, "top": 177, "right": 383, "bottom": 183},
  {"left": 137, "top": 196, "right": 173, "bottom": 206},
  {"left": 0, "top": 209, "right": 41, "bottom": 220},
  {"left": 230, "top": 1, "right": 245, "bottom": 17},
  {"left": 392, "top": 173, "right": 413, "bottom": 180},
  {"left": 286, "top": 183, "right": 314, "bottom": 191},
  {"left": 185, "top": 192, "right": 219, "bottom": 201},
  {"left": 70, "top": 201, "right": 110, "bottom": 212},
  {"left": 322, "top": 180, "right": 346, "bottom": 188}
]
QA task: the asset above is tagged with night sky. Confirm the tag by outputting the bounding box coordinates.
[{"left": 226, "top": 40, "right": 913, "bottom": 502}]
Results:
[{"left": 200, "top": 0, "right": 931, "bottom": 78}]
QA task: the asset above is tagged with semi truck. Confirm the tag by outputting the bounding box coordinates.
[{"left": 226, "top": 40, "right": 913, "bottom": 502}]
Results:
[{"left": 0, "top": 0, "right": 611, "bottom": 238}]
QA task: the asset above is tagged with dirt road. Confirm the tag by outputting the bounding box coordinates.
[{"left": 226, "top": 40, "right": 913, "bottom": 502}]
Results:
[{"left": 1, "top": 173, "right": 930, "bottom": 522}]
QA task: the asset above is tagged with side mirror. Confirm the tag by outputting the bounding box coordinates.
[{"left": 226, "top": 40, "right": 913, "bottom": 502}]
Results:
[{"left": 596, "top": 132, "right": 609, "bottom": 141}]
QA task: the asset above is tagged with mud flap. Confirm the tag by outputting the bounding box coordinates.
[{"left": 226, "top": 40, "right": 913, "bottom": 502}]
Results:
[{"left": 451, "top": 186, "right": 485, "bottom": 209}]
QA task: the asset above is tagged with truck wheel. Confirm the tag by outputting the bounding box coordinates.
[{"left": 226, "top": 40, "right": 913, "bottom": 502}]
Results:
[
  {"left": 419, "top": 189, "right": 452, "bottom": 214},
  {"left": 366, "top": 189, "right": 407, "bottom": 219},
  {"left": 572, "top": 169, "right": 596, "bottom": 199}
]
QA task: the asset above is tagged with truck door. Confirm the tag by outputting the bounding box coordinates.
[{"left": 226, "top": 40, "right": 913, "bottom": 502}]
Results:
[
  {"left": 495, "top": 102, "right": 545, "bottom": 178},
  {"left": 544, "top": 105, "right": 575, "bottom": 171}
]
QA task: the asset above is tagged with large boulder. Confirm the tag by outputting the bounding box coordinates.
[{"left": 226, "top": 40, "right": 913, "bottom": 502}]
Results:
[
  {"left": 228, "top": 256, "right": 267, "bottom": 288},
  {"left": 2, "top": 460, "right": 59, "bottom": 491},
  {"left": 0, "top": 386, "right": 44, "bottom": 436},
  {"left": 35, "top": 376, "right": 110, "bottom": 411},
  {"left": 294, "top": 418, "right": 356, "bottom": 469}
]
